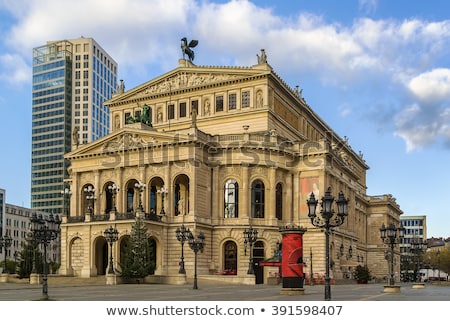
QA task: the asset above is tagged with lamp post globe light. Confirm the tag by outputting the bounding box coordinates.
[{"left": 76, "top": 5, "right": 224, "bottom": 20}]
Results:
[
  {"left": 0, "top": 235, "right": 12, "bottom": 274},
  {"left": 30, "top": 212, "right": 61, "bottom": 300},
  {"left": 188, "top": 231, "right": 205, "bottom": 289},
  {"left": 176, "top": 225, "right": 190, "bottom": 274},
  {"left": 104, "top": 226, "right": 119, "bottom": 274},
  {"left": 380, "top": 222, "right": 405, "bottom": 288},
  {"left": 243, "top": 225, "right": 258, "bottom": 274},
  {"left": 307, "top": 187, "right": 349, "bottom": 301}
]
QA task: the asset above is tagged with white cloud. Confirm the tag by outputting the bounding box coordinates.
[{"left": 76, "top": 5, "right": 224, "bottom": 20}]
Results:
[
  {"left": 408, "top": 68, "right": 450, "bottom": 103},
  {"left": 0, "top": 53, "right": 30, "bottom": 85}
]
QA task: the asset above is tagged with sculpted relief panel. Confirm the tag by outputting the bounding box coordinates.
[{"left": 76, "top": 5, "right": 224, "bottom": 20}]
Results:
[{"left": 137, "top": 72, "right": 241, "bottom": 97}]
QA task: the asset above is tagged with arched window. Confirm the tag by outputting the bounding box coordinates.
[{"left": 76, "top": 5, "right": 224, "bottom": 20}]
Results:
[
  {"left": 224, "top": 179, "right": 238, "bottom": 218},
  {"left": 251, "top": 179, "right": 265, "bottom": 218},
  {"left": 275, "top": 183, "right": 282, "bottom": 220},
  {"left": 223, "top": 241, "right": 237, "bottom": 273},
  {"left": 126, "top": 187, "right": 134, "bottom": 213}
]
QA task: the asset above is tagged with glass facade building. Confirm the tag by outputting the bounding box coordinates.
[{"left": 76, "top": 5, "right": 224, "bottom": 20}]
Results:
[{"left": 31, "top": 38, "right": 117, "bottom": 215}]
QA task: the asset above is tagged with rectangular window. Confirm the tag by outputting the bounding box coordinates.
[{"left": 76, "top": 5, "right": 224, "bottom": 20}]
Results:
[
  {"left": 228, "top": 93, "right": 237, "bottom": 110},
  {"left": 215, "top": 95, "right": 224, "bottom": 112},
  {"left": 242, "top": 91, "right": 250, "bottom": 108},
  {"left": 179, "top": 102, "right": 187, "bottom": 117},
  {"left": 168, "top": 104, "right": 175, "bottom": 120}
]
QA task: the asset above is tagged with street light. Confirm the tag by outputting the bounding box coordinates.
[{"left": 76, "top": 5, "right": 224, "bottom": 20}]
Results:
[
  {"left": 30, "top": 212, "right": 61, "bottom": 300},
  {"left": 157, "top": 186, "right": 168, "bottom": 219},
  {"left": 60, "top": 187, "right": 72, "bottom": 216},
  {"left": 108, "top": 184, "right": 120, "bottom": 212},
  {"left": 243, "top": 225, "right": 258, "bottom": 274},
  {"left": 176, "top": 225, "right": 190, "bottom": 274},
  {"left": 307, "top": 187, "right": 349, "bottom": 301},
  {"left": 188, "top": 230, "right": 205, "bottom": 289},
  {"left": 135, "top": 181, "right": 146, "bottom": 212},
  {"left": 84, "top": 185, "right": 96, "bottom": 213},
  {"left": 104, "top": 226, "right": 119, "bottom": 274},
  {"left": 410, "top": 238, "right": 427, "bottom": 282},
  {"left": 0, "top": 235, "right": 12, "bottom": 274},
  {"left": 380, "top": 222, "right": 405, "bottom": 286}
]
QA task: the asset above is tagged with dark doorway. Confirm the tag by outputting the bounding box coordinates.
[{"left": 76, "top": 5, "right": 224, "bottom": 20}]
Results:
[{"left": 253, "top": 241, "right": 265, "bottom": 284}]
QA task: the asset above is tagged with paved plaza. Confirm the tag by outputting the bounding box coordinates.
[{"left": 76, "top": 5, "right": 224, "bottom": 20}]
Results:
[{"left": 0, "top": 279, "right": 449, "bottom": 301}]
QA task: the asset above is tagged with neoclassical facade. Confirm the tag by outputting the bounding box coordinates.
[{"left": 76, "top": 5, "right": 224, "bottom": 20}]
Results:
[{"left": 60, "top": 52, "right": 402, "bottom": 284}]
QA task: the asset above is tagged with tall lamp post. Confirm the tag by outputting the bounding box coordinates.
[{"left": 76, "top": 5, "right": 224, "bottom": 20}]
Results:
[
  {"left": 243, "top": 225, "right": 258, "bottom": 274},
  {"left": 30, "top": 212, "right": 61, "bottom": 300},
  {"left": 104, "top": 226, "right": 119, "bottom": 274},
  {"left": 0, "top": 235, "right": 12, "bottom": 274},
  {"left": 176, "top": 225, "right": 190, "bottom": 274},
  {"left": 108, "top": 184, "right": 120, "bottom": 212},
  {"left": 380, "top": 223, "right": 405, "bottom": 286},
  {"left": 84, "top": 185, "right": 96, "bottom": 213},
  {"left": 307, "top": 187, "right": 349, "bottom": 301},
  {"left": 410, "top": 238, "right": 427, "bottom": 282},
  {"left": 135, "top": 181, "right": 146, "bottom": 212},
  {"left": 60, "top": 187, "right": 72, "bottom": 216},
  {"left": 157, "top": 186, "right": 168, "bottom": 219},
  {"left": 188, "top": 230, "right": 205, "bottom": 289}
]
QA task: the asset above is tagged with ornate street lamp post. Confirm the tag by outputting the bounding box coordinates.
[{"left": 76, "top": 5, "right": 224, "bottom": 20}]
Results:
[
  {"left": 380, "top": 222, "right": 405, "bottom": 286},
  {"left": 104, "top": 226, "right": 119, "bottom": 274},
  {"left": 176, "top": 225, "right": 190, "bottom": 274},
  {"left": 108, "top": 184, "right": 120, "bottom": 212},
  {"left": 135, "top": 181, "right": 146, "bottom": 212},
  {"left": 243, "top": 225, "right": 258, "bottom": 274},
  {"left": 410, "top": 238, "right": 427, "bottom": 282},
  {"left": 0, "top": 235, "right": 12, "bottom": 274},
  {"left": 60, "top": 187, "right": 72, "bottom": 216},
  {"left": 307, "top": 187, "right": 349, "bottom": 301},
  {"left": 188, "top": 230, "right": 205, "bottom": 289},
  {"left": 84, "top": 185, "right": 96, "bottom": 214},
  {"left": 157, "top": 186, "right": 168, "bottom": 219},
  {"left": 30, "top": 212, "right": 61, "bottom": 300}
]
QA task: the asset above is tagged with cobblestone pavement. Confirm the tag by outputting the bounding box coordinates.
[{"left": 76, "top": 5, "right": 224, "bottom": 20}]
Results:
[{"left": 0, "top": 280, "right": 449, "bottom": 301}]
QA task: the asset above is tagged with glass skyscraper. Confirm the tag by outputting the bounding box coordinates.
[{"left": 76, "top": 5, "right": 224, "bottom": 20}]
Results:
[{"left": 31, "top": 38, "right": 117, "bottom": 215}]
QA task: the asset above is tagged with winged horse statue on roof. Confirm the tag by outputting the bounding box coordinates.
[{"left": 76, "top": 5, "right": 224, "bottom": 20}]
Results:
[{"left": 181, "top": 37, "right": 198, "bottom": 62}]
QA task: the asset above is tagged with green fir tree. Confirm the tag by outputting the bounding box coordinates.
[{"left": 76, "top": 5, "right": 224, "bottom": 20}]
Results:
[{"left": 119, "top": 217, "right": 154, "bottom": 280}]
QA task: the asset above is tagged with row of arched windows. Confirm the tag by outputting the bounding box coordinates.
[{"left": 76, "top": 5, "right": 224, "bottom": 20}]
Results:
[
  {"left": 224, "top": 179, "right": 283, "bottom": 220},
  {"left": 78, "top": 176, "right": 283, "bottom": 220}
]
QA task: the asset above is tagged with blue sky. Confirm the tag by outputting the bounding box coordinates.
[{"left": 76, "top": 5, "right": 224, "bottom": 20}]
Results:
[{"left": 0, "top": 0, "right": 449, "bottom": 238}]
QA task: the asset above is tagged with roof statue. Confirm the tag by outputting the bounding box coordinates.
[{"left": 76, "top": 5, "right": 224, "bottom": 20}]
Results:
[{"left": 181, "top": 37, "right": 198, "bottom": 62}]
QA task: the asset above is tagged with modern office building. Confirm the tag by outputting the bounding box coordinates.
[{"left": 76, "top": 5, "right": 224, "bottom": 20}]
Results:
[
  {"left": 58, "top": 49, "right": 403, "bottom": 285},
  {"left": 3, "top": 203, "right": 56, "bottom": 265},
  {"left": 31, "top": 37, "right": 117, "bottom": 216}
]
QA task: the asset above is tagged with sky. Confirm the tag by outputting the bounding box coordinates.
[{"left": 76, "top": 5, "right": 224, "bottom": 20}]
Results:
[{"left": 0, "top": 0, "right": 449, "bottom": 238}]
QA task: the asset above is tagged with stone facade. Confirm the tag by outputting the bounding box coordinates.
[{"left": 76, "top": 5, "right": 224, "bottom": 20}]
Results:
[{"left": 59, "top": 54, "right": 402, "bottom": 284}]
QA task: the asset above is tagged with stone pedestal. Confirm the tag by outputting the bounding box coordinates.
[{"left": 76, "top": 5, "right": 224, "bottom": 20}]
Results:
[
  {"left": 280, "top": 288, "right": 305, "bottom": 295},
  {"left": 106, "top": 273, "right": 118, "bottom": 285},
  {"left": 0, "top": 274, "right": 11, "bottom": 283},
  {"left": 412, "top": 282, "right": 425, "bottom": 289},
  {"left": 383, "top": 285, "right": 401, "bottom": 293},
  {"left": 29, "top": 273, "right": 42, "bottom": 285}
]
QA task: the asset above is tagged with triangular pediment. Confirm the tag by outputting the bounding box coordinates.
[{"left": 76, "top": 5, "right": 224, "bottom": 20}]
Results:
[
  {"left": 66, "top": 125, "right": 194, "bottom": 159},
  {"left": 106, "top": 59, "right": 272, "bottom": 106}
]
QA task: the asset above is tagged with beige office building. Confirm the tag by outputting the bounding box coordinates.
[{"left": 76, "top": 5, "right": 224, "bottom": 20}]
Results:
[{"left": 59, "top": 50, "right": 402, "bottom": 284}]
